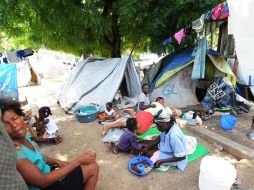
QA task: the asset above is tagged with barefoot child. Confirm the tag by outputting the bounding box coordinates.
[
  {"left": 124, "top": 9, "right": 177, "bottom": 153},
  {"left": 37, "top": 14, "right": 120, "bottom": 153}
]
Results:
[
  {"left": 110, "top": 118, "right": 145, "bottom": 155},
  {"left": 99, "top": 102, "right": 119, "bottom": 122},
  {"left": 33, "top": 106, "right": 62, "bottom": 144}
]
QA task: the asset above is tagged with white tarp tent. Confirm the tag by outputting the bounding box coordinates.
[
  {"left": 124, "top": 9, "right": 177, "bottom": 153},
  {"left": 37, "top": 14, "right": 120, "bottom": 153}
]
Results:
[
  {"left": 228, "top": 0, "right": 254, "bottom": 96},
  {"left": 14, "top": 60, "right": 39, "bottom": 87},
  {"left": 6, "top": 51, "right": 39, "bottom": 87},
  {"left": 58, "top": 56, "right": 142, "bottom": 113},
  {"left": 16, "top": 61, "right": 32, "bottom": 87},
  {"left": 29, "top": 55, "right": 68, "bottom": 79},
  {"left": 150, "top": 64, "right": 199, "bottom": 107}
]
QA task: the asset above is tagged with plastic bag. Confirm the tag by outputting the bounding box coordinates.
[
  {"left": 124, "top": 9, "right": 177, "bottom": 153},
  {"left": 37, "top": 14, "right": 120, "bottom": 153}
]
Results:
[{"left": 185, "top": 135, "right": 197, "bottom": 155}]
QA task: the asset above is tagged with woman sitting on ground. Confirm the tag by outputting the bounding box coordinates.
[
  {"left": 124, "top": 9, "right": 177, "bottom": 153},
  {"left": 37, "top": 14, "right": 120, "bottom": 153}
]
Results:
[
  {"left": 0, "top": 98, "right": 99, "bottom": 190},
  {"left": 141, "top": 114, "right": 187, "bottom": 171}
]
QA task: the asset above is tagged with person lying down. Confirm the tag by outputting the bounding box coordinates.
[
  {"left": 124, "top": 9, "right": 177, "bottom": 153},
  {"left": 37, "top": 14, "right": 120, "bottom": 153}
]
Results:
[{"left": 102, "top": 97, "right": 182, "bottom": 136}]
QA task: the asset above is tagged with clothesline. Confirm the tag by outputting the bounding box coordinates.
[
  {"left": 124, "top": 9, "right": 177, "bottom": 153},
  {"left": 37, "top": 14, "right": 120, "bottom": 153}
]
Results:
[{"left": 162, "top": 2, "right": 229, "bottom": 47}]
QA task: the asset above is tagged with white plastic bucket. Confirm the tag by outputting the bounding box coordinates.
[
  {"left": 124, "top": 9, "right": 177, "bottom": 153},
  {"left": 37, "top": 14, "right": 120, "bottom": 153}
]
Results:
[{"left": 199, "top": 156, "right": 236, "bottom": 190}]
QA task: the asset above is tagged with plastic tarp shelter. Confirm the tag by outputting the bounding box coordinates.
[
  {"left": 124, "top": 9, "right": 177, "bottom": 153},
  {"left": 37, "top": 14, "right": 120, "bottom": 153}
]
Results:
[
  {"left": 150, "top": 64, "right": 199, "bottom": 108},
  {"left": 58, "top": 56, "right": 142, "bottom": 113},
  {"left": 6, "top": 50, "right": 39, "bottom": 87},
  {"left": 149, "top": 48, "right": 197, "bottom": 108},
  {"left": 16, "top": 60, "right": 33, "bottom": 87},
  {"left": 150, "top": 48, "right": 194, "bottom": 91},
  {"left": 0, "top": 64, "right": 18, "bottom": 100},
  {"left": 147, "top": 49, "right": 236, "bottom": 108}
]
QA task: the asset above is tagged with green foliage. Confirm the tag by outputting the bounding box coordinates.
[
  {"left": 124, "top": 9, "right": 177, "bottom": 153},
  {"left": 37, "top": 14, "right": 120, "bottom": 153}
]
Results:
[{"left": 0, "top": 0, "right": 222, "bottom": 57}]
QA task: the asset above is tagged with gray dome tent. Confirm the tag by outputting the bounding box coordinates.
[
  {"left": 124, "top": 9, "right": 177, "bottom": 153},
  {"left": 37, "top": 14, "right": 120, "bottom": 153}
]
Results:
[{"left": 58, "top": 56, "right": 141, "bottom": 113}]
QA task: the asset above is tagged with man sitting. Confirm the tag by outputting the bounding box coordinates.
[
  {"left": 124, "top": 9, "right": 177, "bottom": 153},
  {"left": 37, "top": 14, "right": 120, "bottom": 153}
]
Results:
[{"left": 137, "top": 83, "right": 156, "bottom": 112}]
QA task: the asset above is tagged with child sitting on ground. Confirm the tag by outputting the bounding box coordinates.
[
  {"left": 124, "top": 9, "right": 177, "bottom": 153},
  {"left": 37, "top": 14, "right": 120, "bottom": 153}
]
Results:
[
  {"left": 110, "top": 118, "right": 145, "bottom": 155},
  {"left": 98, "top": 102, "right": 120, "bottom": 122},
  {"left": 33, "top": 106, "right": 62, "bottom": 144}
]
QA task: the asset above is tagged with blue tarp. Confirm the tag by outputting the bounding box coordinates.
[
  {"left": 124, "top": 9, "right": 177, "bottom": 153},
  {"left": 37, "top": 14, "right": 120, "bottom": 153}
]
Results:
[
  {"left": 207, "top": 49, "right": 222, "bottom": 56},
  {"left": 150, "top": 48, "right": 194, "bottom": 91},
  {"left": 191, "top": 37, "right": 207, "bottom": 80},
  {"left": 0, "top": 64, "right": 18, "bottom": 100}
]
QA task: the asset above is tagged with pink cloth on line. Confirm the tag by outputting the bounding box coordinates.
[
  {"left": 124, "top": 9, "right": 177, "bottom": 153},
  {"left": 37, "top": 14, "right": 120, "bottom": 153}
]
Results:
[
  {"left": 174, "top": 29, "right": 185, "bottom": 44},
  {"left": 212, "top": 3, "right": 224, "bottom": 20}
]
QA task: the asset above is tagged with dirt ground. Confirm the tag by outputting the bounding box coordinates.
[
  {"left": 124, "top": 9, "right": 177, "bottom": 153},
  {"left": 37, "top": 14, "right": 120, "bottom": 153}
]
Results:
[
  {"left": 204, "top": 110, "right": 254, "bottom": 150},
  {"left": 19, "top": 79, "right": 254, "bottom": 190}
]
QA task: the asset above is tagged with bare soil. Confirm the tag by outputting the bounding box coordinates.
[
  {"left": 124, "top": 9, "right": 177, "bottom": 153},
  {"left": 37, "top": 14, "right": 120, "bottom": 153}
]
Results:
[
  {"left": 19, "top": 79, "right": 254, "bottom": 190},
  {"left": 203, "top": 110, "right": 254, "bottom": 150}
]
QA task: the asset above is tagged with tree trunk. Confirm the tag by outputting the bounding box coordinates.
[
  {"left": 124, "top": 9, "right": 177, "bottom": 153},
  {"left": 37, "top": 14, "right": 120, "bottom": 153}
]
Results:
[
  {"left": 111, "top": 35, "right": 121, "bottom": 58},
  {"left": 111, "top": 13, "right": 121, "bottom": 58},
  {"left": 102, "top": 0, "right": 121, "bottom": 58}
]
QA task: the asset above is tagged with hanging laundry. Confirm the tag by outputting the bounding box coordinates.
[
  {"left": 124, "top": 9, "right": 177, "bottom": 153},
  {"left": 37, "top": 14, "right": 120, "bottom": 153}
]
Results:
[
  {"left": 162, "top": 37, "right": 172, "bottom": 46},
  {"left": 174, "top": 29, "right": 185, "bottom": 44},
  {"left": 191, "top": 37, "right": 208, "bottom": 80},
  {"left": 192, "top": 14, "right": 205, "bottom": 33},
  {"left": 16, "top": 50, "right": 25, "bottom": 59},
  {"left": 212, "top": 3, "right": 224, "bottom": 20},
  {"left": 205, "top": 10, "right": 213, "bottom": 21},
  {"left": 218, "top": 2, "right": 229, "bottom": 20}
]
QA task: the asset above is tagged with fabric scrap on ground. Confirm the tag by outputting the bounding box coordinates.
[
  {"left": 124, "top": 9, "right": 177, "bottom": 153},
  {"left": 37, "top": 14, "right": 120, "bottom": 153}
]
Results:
[{"left": 102, "top": 128, "right": 126, "bottom": 143}]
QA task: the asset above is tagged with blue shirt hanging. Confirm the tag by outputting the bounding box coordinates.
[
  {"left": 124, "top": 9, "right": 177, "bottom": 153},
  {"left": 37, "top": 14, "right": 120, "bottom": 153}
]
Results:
[{"left": 162, "top": 37, "right": 172, "bottom": 46}]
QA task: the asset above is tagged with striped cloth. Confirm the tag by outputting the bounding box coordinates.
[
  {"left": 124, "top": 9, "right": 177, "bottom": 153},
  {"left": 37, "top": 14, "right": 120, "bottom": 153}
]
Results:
[{"left": 0, "top": 121, "right": 28, "bottom": 190}]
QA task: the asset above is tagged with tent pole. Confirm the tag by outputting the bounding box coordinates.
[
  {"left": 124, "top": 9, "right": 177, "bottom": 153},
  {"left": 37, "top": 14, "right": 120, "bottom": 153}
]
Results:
[
  {"left": 210, "top": 22, "right": 213, "bottom": 49},
  {"left": 217, "top": 24, "right": 223, "bottom": 52},
  {"left": 130, "top": 41, "right": 138, "bottom": 56}
]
